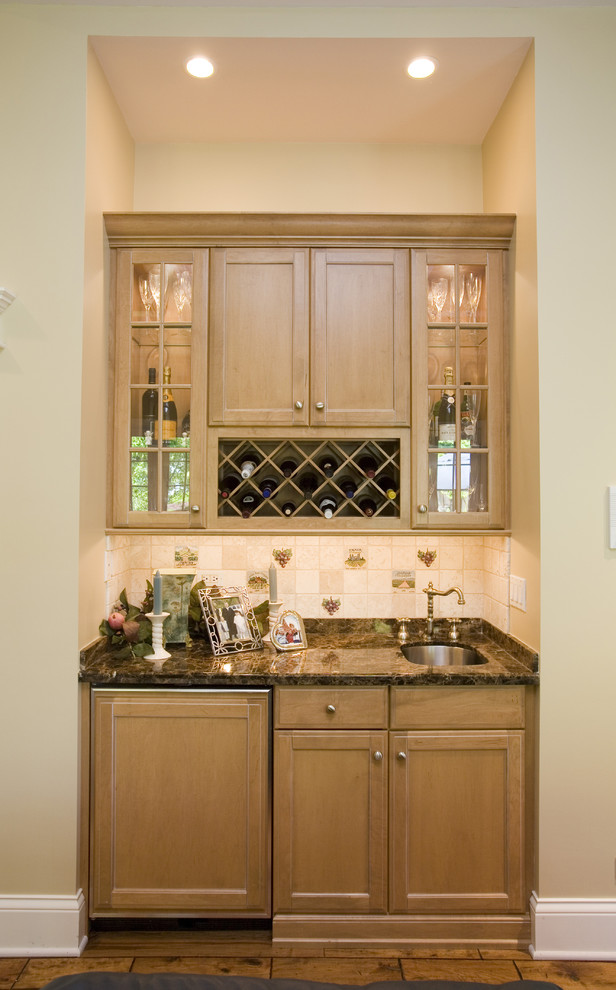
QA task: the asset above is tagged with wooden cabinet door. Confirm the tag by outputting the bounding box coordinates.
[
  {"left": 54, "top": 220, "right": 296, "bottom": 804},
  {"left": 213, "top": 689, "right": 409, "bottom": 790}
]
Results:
[
  {"left": 90, "top": 690, "right": 270, "bottom": 916},
  {"left": 208, "top": 247, "right": 309, "bottom": 425},
  {"left": 274, "top": 730, "right": 388, "bottom": 914},
  {"left": 389, "top": 730, "right": 524, "bottom": 914},
  {"left": 311, "top": 249, "right": 410, "bottom": 426},
  {"left": 411, "top": 248, "right": 508, "bottom": 529}
]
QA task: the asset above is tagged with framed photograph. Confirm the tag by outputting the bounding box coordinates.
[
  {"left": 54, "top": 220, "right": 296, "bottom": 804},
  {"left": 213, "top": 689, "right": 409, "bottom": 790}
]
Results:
[
  {"left": 198, "top": 585, "right": 263, "bottom": 656},
  {"left": 271, "top": 609, "right": 307, "bottom": 652}
]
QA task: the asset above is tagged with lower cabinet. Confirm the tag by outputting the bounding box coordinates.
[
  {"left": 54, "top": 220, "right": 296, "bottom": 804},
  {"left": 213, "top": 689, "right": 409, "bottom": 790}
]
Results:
[
  {"left": 89, "top": 689, "right": 270, "bottom": 917},
  {"left": 273, "top": 684, "right": 532, "bottom": 942}
]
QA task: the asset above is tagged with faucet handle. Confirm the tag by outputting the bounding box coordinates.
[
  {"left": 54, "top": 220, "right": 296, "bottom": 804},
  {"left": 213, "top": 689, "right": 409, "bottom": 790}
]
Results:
[
  {"left": 449, "top": 618, "right": 459, "bottom": 641},
  {"left": 396, "top": 618, "right": 411, "bottom": 645}
]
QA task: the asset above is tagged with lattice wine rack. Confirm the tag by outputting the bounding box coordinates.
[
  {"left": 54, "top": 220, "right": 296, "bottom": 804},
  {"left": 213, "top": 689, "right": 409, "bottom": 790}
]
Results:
[{"left": 217, "top": 438, "right": 401, "bottom": 524}]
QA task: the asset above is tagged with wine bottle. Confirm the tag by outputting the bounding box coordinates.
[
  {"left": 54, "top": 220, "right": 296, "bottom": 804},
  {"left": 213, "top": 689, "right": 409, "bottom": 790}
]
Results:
[
  {"left": 281, "top": 501, "right": 296, "bottom": 517},
  {"left": 259, "top": 477, "right": 279, "bottom": 498},
  {"left": 338, "top": 476, "right": 356, "bottom": 499},
  {"left": 438, "top": 366, "right": 456, "bottom": 448},
  {"left": 359, "top": 497, "right": 377, "bottom": 516},
  {"left": 219, "top": 474, "right": 240, "bottom": 499},
  {"left": 318, "top": 455, "right": 338, "bottom": 478},
  {"left": 377, "top": 475, "right": 397, "bottom": 500},
  {"left": 162, "top": 366, "right": 177, "bottom": 446},
  {"left": 141, "top": 368, "right": 157, "bottom": 446},
  {"left": 358, "top": 455, "right": 378, "bottom": 478},
  {"left": 318, "top": 495, "right": 338, "bottom": 519},
  {"left": 460, "top": 382, "right": 472, "bottom": 449},
  {"left": 280, "top": 459, "right": 298, "bottom": 478},
  {"left": 298, "top": 472, "right": 318, "bottom": 499},
  {"left": 181, "top": 410, "right": 190, "bottom": 437},
  {"left": 240, "top": 451, "right": 260, "bottom": 479},
  {"left": 239, "top": 491, "right": 262, "bottom": 518}
]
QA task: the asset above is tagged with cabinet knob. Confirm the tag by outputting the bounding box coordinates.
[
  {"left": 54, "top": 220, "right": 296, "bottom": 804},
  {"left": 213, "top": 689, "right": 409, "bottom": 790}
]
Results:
[
  {"left": 315, "top": 401, "right": 325, "bottom": 410},
  {"left": 418, "top": 503, "right": 428, "bottom": 513},
  {"left": 191, "top": 505, "right": 201, "bottom": 513},
  {"left": 295, "top": 400, "right": 304, "bottom": 410},
  {"left": 397, "top": 751, "right": 407, "bottom": 761},
  {"left": 373, "top": 750, "right": 383, "bottom": 761},
  {"left": 326, "top": 704, "right": 336, "bottom": 714}
]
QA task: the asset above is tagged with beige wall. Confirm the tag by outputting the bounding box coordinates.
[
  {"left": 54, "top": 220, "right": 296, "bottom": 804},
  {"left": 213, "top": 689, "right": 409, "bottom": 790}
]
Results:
[
  {"left": 134, "top": 142, "right": 482, "bottom": 214},
  {"left": 80, "top": 46, "right": 135, "bottom": 647},
  {"left": 482, "top": 48, "right": 540, "bottom": 652},
  {"left": 2, "top": 0, "right": 616, "bottom": 933}
]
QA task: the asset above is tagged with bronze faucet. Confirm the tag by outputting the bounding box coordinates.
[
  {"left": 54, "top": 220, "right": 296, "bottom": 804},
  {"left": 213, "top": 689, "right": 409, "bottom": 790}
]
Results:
[{"left": 423, "top": 581, "right": 465, "bottom": 639}]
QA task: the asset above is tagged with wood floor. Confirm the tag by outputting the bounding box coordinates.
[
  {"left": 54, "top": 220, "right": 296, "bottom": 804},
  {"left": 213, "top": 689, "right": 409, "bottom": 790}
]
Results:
[{"left": 2, "top": 931, "right": 616, "bottom": 990}]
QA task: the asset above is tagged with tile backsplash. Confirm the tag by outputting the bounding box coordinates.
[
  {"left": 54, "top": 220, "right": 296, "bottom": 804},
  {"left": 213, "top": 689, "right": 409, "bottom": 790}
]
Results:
[{"left": 105, "top": 533, "right": 511, "bottom": 634}]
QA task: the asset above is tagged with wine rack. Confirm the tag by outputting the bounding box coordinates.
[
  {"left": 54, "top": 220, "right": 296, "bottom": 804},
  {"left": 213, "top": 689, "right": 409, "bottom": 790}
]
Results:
[{"left": 217, "top": 438, "right": 401, "bottom": 522}]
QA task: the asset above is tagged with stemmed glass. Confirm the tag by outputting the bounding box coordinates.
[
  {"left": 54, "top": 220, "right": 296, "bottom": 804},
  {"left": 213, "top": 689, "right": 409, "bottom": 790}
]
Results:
[
  {"left": 464, "top": 390, "right": 481, "bottom": 446},
  {"left": 148, "top": 271, "right": 161, "bottom": 321},
  {"left": 429, "top": 278, "right": 449, "bottom": 321},
  {"left": 173, "top": 269, "right": 192, "bottom": 319},
  {"left": 466, "top": 273, "right": 482, "bottom": 323},
  {"left": 138, "top": 275, "right": 155, "bottom": 321}
]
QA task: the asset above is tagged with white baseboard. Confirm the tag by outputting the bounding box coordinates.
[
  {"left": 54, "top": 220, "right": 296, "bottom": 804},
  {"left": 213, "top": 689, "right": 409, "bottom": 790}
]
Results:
[
  {"left": 0, "top": 889, "right": 88, "bottom": 956},
  {"left": 530, "top": 891, "right": 616, "bottom": 959}
]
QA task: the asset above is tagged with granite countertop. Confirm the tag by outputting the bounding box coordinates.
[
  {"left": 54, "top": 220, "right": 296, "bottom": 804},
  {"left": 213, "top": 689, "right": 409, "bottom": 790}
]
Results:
[{"left": 79, "top": 618, "right": 538, "bottom": 687}]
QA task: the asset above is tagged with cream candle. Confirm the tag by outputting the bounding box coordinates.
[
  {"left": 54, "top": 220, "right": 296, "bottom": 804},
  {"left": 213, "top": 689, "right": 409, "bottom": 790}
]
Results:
[{"left": 269, "top": 565, "right": 277, "bottom": 602}]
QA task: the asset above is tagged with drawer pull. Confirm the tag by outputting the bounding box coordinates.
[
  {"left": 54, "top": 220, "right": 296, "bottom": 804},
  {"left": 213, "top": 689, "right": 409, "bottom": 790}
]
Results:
[
  {"left": 373, "top": 750, "right": 383, "bottom": 761},
  {"left": 326, "top": 704, "right": 336, "bottom": 714},
  {"left": 397, "top": 751, "right": 407, "bottom": 761}
]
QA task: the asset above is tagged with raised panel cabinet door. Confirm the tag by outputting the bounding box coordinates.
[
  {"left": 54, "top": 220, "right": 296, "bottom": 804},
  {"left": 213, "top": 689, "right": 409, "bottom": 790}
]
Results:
[
  {"left": 311, "top": 249, "right": 410, "bottom": 425},
  {"left": 90, "top": 690, "right": 270, "bottom": 916},
  {"left": 389, "top": 730, "right": 525, "bottom": 914},
  {"left": 274, "top": 730, "right": 388, "bottom": 914},
  {"left": 208, "top": 247, "right": 310, "bottom": 425}
]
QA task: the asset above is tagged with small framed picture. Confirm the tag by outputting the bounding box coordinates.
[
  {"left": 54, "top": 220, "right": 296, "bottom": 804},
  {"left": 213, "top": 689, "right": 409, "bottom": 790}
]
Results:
[
  {"left": 198, "top": 585, "right": 263, "bottom": 656},
  {"left": 271, "top": 609, "right": 307, "bottom": 652}
]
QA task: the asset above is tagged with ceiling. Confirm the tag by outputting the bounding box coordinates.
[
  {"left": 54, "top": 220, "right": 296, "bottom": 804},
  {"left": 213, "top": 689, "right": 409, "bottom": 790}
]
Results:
[{"left": 91, "top": 35, "right": 533, "bottom": 144}]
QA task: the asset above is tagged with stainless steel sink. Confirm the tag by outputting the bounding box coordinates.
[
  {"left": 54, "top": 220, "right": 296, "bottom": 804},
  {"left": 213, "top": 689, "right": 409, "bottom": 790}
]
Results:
[{"left": 401, "top": 643, "right": 487, "bottom": 667}]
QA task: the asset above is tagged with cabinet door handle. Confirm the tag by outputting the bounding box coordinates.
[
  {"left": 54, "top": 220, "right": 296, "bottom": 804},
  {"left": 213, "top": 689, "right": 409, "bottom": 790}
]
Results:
[
  {"left": 373, "top": 750, "right": 383, "bottom": 761},
  {"left": 326, "top": 704, "right": 336, "bottom": 713},
  {"left": 191, "top": 505, "right": 201, "bottom": 512},
  {"left": 315, "top": 401, "right": 325, "bottom": 410},
  {"left": 295, "top": 400, "right": 304, "bottom": 409},
  {"left": 418, "top": 503, "right": 428, "bottom": 513},
  {"left": 397, "top": 751, "right": 407, "bottom": 761}
]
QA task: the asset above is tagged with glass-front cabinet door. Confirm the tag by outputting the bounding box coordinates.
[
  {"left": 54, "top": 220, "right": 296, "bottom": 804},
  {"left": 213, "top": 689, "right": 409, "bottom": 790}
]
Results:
[
  {"left": 110, "top": 249, "right": 207, "bottom": 528},
  {"left": 411, "top": 248, "right": 508, "bottom": 529}
]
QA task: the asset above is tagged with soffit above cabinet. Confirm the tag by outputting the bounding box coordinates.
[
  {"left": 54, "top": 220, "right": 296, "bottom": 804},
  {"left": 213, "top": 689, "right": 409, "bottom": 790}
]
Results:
[{"left": 103, "top": 213, "right": 516, "bottom": 249}]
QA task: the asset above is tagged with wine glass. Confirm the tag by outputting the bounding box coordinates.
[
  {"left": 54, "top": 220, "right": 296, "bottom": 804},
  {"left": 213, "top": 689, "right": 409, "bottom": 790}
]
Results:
[
  {"left": 466, "top": 272, "right": 482, "bottom": 323},
  {"left": 138, "top": 275, "right": 155, "bottom": 321},
  {"left": 465, "top": 390, "right": 481, "bottom": 446},
  {"left": 148, "top": 271, "right": 161, "bottom": 321},
  {"left": 173, "top": 269, "right": 192, "bottom": 319},
  {"left": 430, "top": 278, "right": 449, "bottom": 321}
]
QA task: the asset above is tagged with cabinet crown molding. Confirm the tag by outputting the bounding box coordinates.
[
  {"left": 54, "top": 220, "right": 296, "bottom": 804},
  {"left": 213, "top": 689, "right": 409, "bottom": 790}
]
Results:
[{"left": 104, "top": 212, "right": 516, "bottom": 249}]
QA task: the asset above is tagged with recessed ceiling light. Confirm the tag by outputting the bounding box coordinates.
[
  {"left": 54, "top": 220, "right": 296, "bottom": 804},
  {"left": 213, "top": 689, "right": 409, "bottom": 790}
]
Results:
[
  {"left": 407, "top": 56, "right": 438, "bottom": 79},
  {"left": 186, "top": 56, "right": 214, "bottom": 79}
]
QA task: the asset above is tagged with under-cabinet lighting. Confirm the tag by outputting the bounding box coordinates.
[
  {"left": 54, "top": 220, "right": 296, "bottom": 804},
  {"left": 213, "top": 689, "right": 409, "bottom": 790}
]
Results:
[
  {"left": 407, "top": 56, "right": 438, "bottom": 79},
  {"left": 186, "top": 56, "right": 214, "bottom": 79}
]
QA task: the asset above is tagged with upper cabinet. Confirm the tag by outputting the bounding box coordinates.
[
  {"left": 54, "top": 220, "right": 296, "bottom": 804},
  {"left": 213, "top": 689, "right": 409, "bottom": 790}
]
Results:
[
  {"left": 208, "top": 247, "right": 409, "bottom": 427},
  {"left": 105, "top": 213, "right": 513, "bottom": 532},
  {"left": 109, "top": 248, "right": 208, "bottom": 528},
  {"left": 411, "top": 248, "right": 508, "bottom": 529}
]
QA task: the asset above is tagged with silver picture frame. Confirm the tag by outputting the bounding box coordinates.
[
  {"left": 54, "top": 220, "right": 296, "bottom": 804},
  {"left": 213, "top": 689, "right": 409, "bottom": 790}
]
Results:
[{"left": 198, "top": 585, "right": 263, "bottom": 656}]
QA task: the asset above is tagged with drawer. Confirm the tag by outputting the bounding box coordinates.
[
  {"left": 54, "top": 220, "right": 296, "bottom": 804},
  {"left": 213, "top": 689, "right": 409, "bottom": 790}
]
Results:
[
  {"left": 274, "top": 686, "right": 388, "bottom": 728},
  {"left": 390, "top": 685, "right": 526, "bottom": 729}
]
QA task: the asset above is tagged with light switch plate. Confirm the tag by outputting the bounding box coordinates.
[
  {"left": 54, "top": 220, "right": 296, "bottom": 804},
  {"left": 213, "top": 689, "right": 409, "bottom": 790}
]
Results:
[{"left": 509, "top": 574, "right": 527, "bottom": 611}]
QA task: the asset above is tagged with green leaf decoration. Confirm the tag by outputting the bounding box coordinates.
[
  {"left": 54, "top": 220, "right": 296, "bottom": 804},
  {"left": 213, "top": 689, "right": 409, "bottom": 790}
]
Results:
[
  {"left": 132, "top": 642, "right": 152, "bottom": 657},
  {"left": 119, "top": 588, "right": 129, "bottom": 610}
]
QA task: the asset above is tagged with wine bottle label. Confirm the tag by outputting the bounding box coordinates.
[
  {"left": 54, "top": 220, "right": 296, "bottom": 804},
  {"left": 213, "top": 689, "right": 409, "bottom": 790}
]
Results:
[
  {"left": 439, "top": 424, "right": 456, "bottom": 445},
  {"left": 162, "top": 420, "right": 176, "bottom": 441}
]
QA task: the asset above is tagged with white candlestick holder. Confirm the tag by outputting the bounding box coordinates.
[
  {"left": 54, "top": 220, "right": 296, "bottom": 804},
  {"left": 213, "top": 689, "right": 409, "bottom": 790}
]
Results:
[
  {"left": 145, "top": 612, "right": 171, "bottom": 664},
  {"left": 264, "top": 600, "right": 282, "bottom": 642}
]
